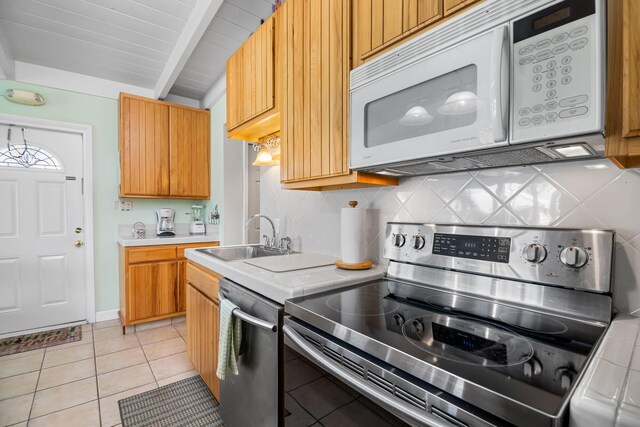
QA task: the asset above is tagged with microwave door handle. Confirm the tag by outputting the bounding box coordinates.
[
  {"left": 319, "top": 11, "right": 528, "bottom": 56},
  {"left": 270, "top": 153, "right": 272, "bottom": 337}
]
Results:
[{"left": 489, "top": 25, "right": 509, "bottom": 143}]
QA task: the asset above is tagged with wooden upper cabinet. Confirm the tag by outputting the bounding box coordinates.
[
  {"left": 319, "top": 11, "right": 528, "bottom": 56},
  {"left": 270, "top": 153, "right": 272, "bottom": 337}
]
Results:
[
  {"left": 119, "top": 93, "right": 210, "bottom": 199},
  {"left": 443, "top": 0, "right": 478, "bottom": 16},
  {"left": 226, "top": 11, "right": 280, "bottom": 142},
  {"left": 278, "top": 0, "right": 396, "bottom": 191},
  {"left": 169, "top": 107, "right": 210, "bottom": 199},
  {"left": 353, "top": 0, "right": 482, "bottom": 68},
  {"left": 606, "top": 0, "right": 640, "bottom": 168},
  {"left": 282, "top": 0, "right": 350, "bottom": 183},
  {"left": 119, "top": 95, "right": 170, "bottom": 197}
]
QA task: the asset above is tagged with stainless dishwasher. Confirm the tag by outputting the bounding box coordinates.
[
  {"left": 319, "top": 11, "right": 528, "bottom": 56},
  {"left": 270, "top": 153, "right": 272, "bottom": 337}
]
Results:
[{"left": 218, "top": 278, "right": 284, "bottom": 427}]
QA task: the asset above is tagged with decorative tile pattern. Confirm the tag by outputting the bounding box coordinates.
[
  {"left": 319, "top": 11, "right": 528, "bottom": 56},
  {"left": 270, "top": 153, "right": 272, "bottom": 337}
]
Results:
[{"left": 261, "top": 159, "right": 640, "bottom": 314}]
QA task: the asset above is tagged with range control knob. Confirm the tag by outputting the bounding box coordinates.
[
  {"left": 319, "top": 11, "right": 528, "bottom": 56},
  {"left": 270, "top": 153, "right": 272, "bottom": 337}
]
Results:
[
  {"left": 412, "top": 235, "right": 426, "bottom": 250},
  {"left": 392, "top": 313, "right": 405, "bottom": 327},
  {"left": 412, "top": 319, "right": 425, "bottom": 335},
  {"left": 523, "top": 357, "right": 543, "bottom": 379},
  {"left": 522, "top": 244, "right": 547, "bottom": 263},
  {"left": 393, "top": 233, "right": 406, "bottom": 248},
  {"left": 560, "top": 246, "right": 589, "bottom": 268},
  {"left": 556, "top": 368, "right": 576, "bottom": 392}
]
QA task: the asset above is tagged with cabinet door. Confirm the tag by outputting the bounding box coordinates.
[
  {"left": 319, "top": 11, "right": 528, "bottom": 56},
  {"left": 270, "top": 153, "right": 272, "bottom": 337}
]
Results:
[
  {"left": 282, "top": 0, "right": 350, "bottom": 182},
  {"left": 443, "top": 0, "right": 478, "bottom": 16},
  {"left": 119, "top": 94, "right": 169, "bottom": 197},
  {"left": 606, "top": 0, "right": 640, "bottom": 168},
  {"left": 177, "top": 260, "right": 187, "bottom": 313},
  {"left": 186, "top": 284, "right": 220, "bottom": 400},
  {"left": 169, "top": 106, "right": 210, "bottom": 199},
  {"left": 226, "top": 14, "right": 276, "bottom": 133},
  {"left": 128, "top": 261, "right": 178, "bottom": 321}
]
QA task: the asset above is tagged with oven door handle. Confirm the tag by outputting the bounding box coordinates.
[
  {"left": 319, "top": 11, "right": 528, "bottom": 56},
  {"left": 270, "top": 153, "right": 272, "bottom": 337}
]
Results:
[
  {"left": 283, "top": 325, "right": 453, "bottom": 427},
  {"left": 218, "top": 292, "right": 278, "bottom": 332}
]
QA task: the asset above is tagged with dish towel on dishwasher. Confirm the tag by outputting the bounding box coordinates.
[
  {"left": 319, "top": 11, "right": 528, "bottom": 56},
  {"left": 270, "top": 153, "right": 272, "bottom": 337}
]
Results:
[{"left": 216, "top": 298, "right": 242, "bottom": 380}]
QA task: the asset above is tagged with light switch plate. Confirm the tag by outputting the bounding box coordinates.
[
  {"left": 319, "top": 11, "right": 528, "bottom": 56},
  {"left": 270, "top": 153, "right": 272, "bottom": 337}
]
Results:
[{"left": 116, "top": 201, "right": 132, "bottom": 212}]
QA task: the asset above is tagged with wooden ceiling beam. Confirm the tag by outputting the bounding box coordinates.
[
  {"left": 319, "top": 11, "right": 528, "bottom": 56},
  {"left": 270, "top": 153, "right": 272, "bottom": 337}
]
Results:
[{"left": 154, "top": 0, "right": 223, "bottom": 100}]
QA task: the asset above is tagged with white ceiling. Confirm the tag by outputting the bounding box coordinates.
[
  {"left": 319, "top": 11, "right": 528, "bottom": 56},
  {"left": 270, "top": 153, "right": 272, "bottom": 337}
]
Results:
[
  {"left": 0, "top": 0, "right": 275, "bottom": 103},
  {"left": 170, "top": 0, "right": 274, "bottom": 100}
]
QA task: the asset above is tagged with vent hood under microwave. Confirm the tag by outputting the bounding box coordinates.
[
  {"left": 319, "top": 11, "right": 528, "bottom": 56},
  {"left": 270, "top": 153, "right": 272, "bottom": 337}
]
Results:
[{"left": 349, "top": 0, "right": 605, "bottom": 177}]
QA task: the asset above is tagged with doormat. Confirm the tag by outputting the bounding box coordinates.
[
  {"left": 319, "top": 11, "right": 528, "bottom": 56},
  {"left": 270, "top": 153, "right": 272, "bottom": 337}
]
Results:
[
  {"left": 119, "top": 375, "right": 224, "bottom": 427},
  {"left": 0, "top": 325, "right": 83, "bottom": 357}
]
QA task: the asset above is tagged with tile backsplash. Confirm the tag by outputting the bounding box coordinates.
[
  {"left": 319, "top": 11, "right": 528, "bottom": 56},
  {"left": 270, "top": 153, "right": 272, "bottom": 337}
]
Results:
[{"left": 261, "top": 159, "right": 640, "bottom": 316}]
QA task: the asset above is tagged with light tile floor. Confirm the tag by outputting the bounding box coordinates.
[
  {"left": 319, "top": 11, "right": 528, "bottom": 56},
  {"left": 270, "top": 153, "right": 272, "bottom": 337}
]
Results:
[
  {"left": 1, "top": 318, "right": 408, "bottom": 427},
  {"left": 0, "top": 316, "right": 195, "bottom": 427}
]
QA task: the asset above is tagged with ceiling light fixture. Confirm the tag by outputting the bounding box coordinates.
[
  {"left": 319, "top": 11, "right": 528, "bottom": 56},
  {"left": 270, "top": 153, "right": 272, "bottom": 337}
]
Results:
[
  {"left": 399, "top": 105, "right": 433, "bottom": 126},
  {"left": 3, "top": 89, "right": 46, "bottom": 106},
  {"left": 438, "top": 91, "right": 479, "bottom": 115}
]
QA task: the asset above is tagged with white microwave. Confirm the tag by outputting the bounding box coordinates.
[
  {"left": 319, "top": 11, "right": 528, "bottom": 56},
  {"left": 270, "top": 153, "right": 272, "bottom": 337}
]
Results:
[{"left": 350, "top": 0, "right": 605, "bottom": 176}]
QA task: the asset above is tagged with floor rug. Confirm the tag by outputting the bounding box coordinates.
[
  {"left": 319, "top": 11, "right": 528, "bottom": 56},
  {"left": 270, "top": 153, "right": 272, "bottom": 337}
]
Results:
[
  {"left": 0, "top": 325, "right": 82, "bottom": 357},
  {"left": 119, "top": 375, "right": 224, "bottom": 427}
]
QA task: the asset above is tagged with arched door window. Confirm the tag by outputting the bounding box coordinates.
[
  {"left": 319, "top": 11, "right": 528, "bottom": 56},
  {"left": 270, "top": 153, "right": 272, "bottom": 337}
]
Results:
[{"left": 0, "top": 145, "right": 62, "bottom": 170}]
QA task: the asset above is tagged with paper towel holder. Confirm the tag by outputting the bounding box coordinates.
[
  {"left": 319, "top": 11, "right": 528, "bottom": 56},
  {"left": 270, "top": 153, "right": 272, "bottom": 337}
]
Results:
[{"left": 335, "top": 200, "right": 373, "bottom": 270}]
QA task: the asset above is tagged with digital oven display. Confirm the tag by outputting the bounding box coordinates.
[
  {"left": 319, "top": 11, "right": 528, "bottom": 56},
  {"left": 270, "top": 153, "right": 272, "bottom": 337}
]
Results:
[
  {"left": 432, "top": 233, "right": 511, "bottom": 263},
  {"left": 432, "top": 323, "right": 507, "bottom": 365},
  {"left": 533, "top": 6, "right": 571, "bottom": 31}
]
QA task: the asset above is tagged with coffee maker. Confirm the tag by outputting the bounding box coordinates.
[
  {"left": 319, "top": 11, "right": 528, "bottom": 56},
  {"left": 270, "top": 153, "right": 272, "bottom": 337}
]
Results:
[{"left": 156, "top": 208, "right": 176, "bottom": 236}]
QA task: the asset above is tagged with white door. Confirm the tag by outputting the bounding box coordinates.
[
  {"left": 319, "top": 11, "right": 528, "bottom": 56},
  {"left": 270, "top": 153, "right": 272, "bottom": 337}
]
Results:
[{"left": 0, "top": 125, "right": 85, "bottom": 335}]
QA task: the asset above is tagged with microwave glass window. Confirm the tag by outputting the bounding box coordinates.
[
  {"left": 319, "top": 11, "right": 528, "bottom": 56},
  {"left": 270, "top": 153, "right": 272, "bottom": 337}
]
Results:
[
  {"left": 533, "top": 7, "right": 570, "bottom": 31},
  {"left": 364, "top": 65, "right": 478, "bottom": 148}
]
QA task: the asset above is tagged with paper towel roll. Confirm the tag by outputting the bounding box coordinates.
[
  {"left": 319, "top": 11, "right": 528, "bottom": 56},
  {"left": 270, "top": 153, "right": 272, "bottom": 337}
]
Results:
[{"left": 341, "top": 201, "right": 366, "bottom": 264}]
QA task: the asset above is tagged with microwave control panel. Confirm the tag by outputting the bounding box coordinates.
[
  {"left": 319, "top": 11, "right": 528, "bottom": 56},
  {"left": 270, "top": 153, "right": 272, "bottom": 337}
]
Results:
[{"left": 510, "top": 0, "right": 604, "bottom": 145}]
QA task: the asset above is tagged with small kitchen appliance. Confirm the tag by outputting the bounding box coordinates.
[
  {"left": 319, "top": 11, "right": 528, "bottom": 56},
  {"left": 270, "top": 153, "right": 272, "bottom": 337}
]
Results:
[
  {"left": 155, "top": 208, "right": 175, "bottom": 236},
  {"left": 350, "top": 0, "right": 606, "bottom": 175},
  {"left": 131, "top": 222, "right": 146, "bottom": 239},
  {"left": 189, "top": 205, "right": 206, "bottom": 235},
  {"left": 285, "top": 223, "right": 615, "bottom": 426}
]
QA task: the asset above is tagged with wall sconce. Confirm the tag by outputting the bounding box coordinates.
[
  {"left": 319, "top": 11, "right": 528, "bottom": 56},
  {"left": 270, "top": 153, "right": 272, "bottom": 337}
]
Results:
[
  {"left": 3, "top": 89, "right": 46, "bottom": 106},
  {"left": 252, "top": 136, "right": 280, "bottom": 166}
]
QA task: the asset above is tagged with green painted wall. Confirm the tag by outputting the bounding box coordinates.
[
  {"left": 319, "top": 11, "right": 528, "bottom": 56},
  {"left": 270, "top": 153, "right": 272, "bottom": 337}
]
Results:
[{"left": 0, "top": 79, "right": 221, "bottom": 312}]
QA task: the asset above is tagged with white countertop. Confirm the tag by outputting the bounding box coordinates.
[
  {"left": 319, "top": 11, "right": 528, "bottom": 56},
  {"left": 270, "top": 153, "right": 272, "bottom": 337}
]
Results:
[
  {"left": 117, "top": 223, "right": 219, "bottom": 247},
  {"left": 570, "top": 315, "right": 640, "bottom": 427},
  {"left": 185, "top": 246, "right": 386, "bottom": 304},
  {"left": 118, "top": 233, "right": 220, "bottom": 247}
]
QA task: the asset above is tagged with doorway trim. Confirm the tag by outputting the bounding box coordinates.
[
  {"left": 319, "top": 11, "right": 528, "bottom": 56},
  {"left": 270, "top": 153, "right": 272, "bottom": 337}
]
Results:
[{"left": 0, "top": 113, "right": 95, "bottom": 323}]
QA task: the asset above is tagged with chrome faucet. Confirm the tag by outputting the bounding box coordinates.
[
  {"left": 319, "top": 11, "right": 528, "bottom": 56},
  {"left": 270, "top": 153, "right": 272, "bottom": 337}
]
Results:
[{"left": 245, "top": 214, "right": 277, "bottom": 248}]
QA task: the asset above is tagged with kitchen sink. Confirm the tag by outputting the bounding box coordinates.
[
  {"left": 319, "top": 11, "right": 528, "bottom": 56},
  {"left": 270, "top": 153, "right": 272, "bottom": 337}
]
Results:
[{"left": 196, "top": 245, "right": 293, "bottom": 262}]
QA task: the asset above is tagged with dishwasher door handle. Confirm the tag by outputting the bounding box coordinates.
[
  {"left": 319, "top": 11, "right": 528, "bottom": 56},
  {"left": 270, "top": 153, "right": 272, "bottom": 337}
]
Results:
[{"left": 218, "top": 292, "right": 278, "bottom": 332}]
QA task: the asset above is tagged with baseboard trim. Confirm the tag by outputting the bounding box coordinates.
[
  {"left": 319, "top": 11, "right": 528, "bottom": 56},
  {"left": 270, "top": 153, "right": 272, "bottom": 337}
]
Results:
[{"left": 95, "top": 309, "right": 119, "bottom": 323}]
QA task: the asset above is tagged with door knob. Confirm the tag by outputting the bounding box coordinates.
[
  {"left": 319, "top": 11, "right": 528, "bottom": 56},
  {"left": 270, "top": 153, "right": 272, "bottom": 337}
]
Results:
[
  {"left": 74, "top": 240, "right": 84, "bottom": 247},
  {"left": 74, "top": 227, "right": 83, "bottom": 233}
]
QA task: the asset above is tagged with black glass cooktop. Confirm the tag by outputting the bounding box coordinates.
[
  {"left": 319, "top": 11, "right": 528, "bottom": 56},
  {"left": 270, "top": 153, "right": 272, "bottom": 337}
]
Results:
[{"left": 286, "top": 280, "right": 607, "bottom": 416}]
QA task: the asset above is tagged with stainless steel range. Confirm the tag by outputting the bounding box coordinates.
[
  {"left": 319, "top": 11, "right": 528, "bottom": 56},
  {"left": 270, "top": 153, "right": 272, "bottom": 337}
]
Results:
[{"left": 283, "top": 224, "right": 615, "bottom": 427}]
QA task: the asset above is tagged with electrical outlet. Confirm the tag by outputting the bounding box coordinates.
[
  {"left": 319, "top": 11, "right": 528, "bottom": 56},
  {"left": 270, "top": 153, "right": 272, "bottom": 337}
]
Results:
[
  {"left": 115, "top": 201, "right": 132, "bottom": 212},
  {"left": 274, "top": 218, "right": 280, "bottom": 234}
]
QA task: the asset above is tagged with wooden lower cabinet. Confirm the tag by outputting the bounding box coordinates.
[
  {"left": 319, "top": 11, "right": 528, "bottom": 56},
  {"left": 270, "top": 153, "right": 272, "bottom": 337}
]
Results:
[
  {"left": 118, "top": 241, "right": 218, "bottom": 327},
  {"left": 128, "top": 261, "right": 178, "bottom": 321},
  {"left": 186, "top": 262, "right": 221, "bottom": 400}
]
